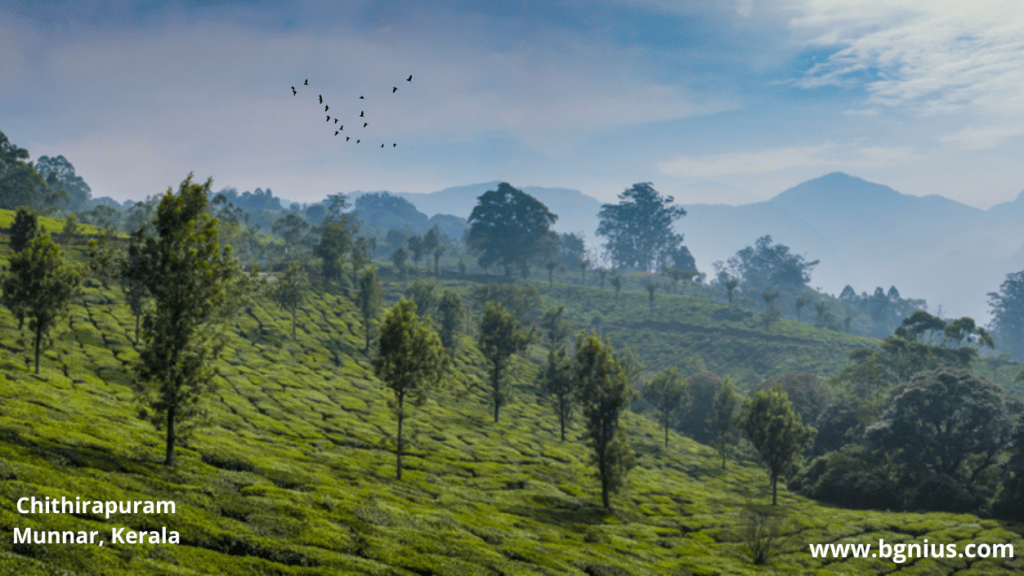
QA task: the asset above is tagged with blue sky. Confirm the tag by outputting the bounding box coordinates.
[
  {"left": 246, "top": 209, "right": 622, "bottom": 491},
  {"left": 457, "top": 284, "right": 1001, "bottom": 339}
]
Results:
[{"left": 3, "top": 0, "right": 1024, "bottom": 209}]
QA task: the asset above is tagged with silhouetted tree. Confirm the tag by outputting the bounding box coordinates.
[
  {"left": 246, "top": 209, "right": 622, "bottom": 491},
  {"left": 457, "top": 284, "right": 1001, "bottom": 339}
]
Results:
[
  {"left": 356, "top": 268, "right": 383, "bottom": 353},
  {"left": 642, "top": 366, "right": 688, "bottom": 448},
  {"left": 544, "top": 343, "right": 576, "bottom": 441},
  {"left": 597, "top": 182, "right": 686, "bottom": 272},
  {"left": 741, "top": 386, "right": 817, "bottom": 505},
  {"left": 467, "top": 182, "right": 558, "bottom": 277},
  {"left": 272, "top": 261, "right": 310, "bottom": 340},
  {"left": 478, "top": 302, "right": 533, "bottom": 423},
  {"left": 710, "top": 377, "right": 741, "bottom": 468},
  {"left": 437, "top": 289, "right": 463, "bottom": 358}
]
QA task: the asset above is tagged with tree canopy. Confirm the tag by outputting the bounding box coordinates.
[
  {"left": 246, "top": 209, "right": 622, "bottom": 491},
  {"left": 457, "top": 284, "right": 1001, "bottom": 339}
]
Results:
[
  {"left": 741, "top": 386, "right": 817, "bottom": 505},
  {"left": 466, "top": 182, "right": 558, "bottom": 277},
  {"left": 988, "top": 270, "right": 1024, "bottom": 360},
  {"left": 596, "top": 182, "right": 687, "bottom": 272}
]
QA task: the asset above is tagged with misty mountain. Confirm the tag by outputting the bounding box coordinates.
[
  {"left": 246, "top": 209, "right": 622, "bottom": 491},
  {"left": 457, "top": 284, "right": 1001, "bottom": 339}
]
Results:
[{"left": 344, "top": 173, "right": 1024, "bottom": 323}]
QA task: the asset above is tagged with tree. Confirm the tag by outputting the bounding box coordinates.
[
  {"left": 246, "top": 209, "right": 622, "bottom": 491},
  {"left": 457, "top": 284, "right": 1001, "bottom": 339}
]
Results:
[
  {"left": 432, "top": 244, "right": 446, "bottom": 276},
  {"left": 725, "top": 235, "right": 818, "bottom": 297},
  {"left": 573, "top": 331, "right": 636, "bottom": 508},
  {"left": 580, "top": 258, "right": 589, "bottom": 286},
  {"left": 471, "top": 283, "right": 542, "bottom": 326},
  {"left": 78, "top": 205, "right": 120, "bottom": 234},
  {"left": 407, "top": 234, "right": 425, "bottom": 272},
  {"left": 741, "top": 386, "right": 817, "bottom": 505},
  {"left": 752, "top": 373, "right": 828, "bottom": 429},
  {"left": 436, "top": 289, "right": 463, "bottom": 358},
  {"left": 130, "top": 173, "right": 256, "bottom": 466},
  {"left": 725, "top": 277, "right": 739, "bottom": 308},
  {"left": 403, "top": 279, "right": 437, "bottom": 319},
  {"left": 678, "top": 370, "right": 724, "bottom": 444},
  {"left": 315, "top": 218, "right": 356, "bottom": 289},
  {"left": 373, "top": 298, "right": 449, "bottom": 480},
  {"left": 865, "top": 368, "right": 1022, "bottom": 507},
  {"left": 60, "top": 214, "right": 80, "bottom": 245},
  {"left": 477, "top": 302, "right": 533, "bottom": 422},
  {"left": 642, "top": 366, "right": 688, "bottom": 448},
  {"left": 34, "top": 155, "right": 92, "bottom": 211},
  {"left": 794, "top": 294, "right": 811, "bottom": 322},
  {"left": 644, "top": 279, "right": 658, "bottom": 316},
  {"left": 611, "top": 273, "right": 622, "bottom": 304},
  {"left": 388, "top": 245, "right": 409, "bottom": 279},
  {"left": 119, "top": 237, "right": 151, "bottom": 345},
  {"left": 86, "top": 229, "right": 120, "bottom": 289},
  {"left": 272, "top": 262, "right": 310, "bottom": 340},
  {"left": 422, "top": 227, "right": 440, "bottom": 268},
  {"left": 545, "top": 343, "right": 576, "bottom": 441},
  {"left": 1, "top": 233, "right": 81, "bottom": 373},
  {"left": 545, "top": 256, "right": 559, "bottom": 289},
  {"left": 540, "top": 305, "right": 571, "bottom": 350},
  {"left": 0, "top": 131, "right": 64, "bottom": 214},
  {"left": 467, "top": 182, "right": 558, "bottom": 277},
  {"left": 356, "top": 268, "right": 384, "bottom": 353},
  {"left": 596, "top": 182, "right": 686, "bottom": 272},
  {"left": 989, "top": 270, "right": 1024, "bottom": 359},
  {"left": 350, "top": 236, "right": 371, "bottom": 286},
  {"left": 710, "top": 377, "right": 741, "bottom": 468},
  {"left": 762, "top": 289, "right": 781, "bottom": 330},
  {"left": 272, "top": 213, "right": 310, "bottom": 247},
  {"left": 10, "top": 207, "right": 41, "bottom": 254}
]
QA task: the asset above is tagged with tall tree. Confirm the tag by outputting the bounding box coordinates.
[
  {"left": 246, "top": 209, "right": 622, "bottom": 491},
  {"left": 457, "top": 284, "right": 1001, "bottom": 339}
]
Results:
[
  {"left": 272, "top": 261, "right": 310, "bottom": 340},
  {"left": 741, "top": 386, "right": 817, "bottom": 505},
  {"left": 35, "top": 155, "right": 92, "bottom": 211},
  {"left": 436, "top": 289, "right": 464, "bottom": 358},
  {"left": 642, "top": 366, "right": 688, "bottom": 448},
  {"left": 356, "top": 268, "right": 384, "bottom": 353},
  {"left": 596, "top": 182, "right": 687, "bottom": 272},
  {"left": 403, "top": 279, "right": 437, "bottom": 319},
  {"left": 545, "top": 343, "right": 576, "bottom": 441},
  {"left": 573, "top": 331, "right": 636, "bottom": 509},
  {"left": 407, "top": 234, "right": 425, "bottom": 272},
  {"left": 762, "top": 289, "right": 781, "bottom": 330},
  {"left": 432, "top": 244, "right": 446, "bottom": 277},
  {"left": 373, "top": 298, "right": 449, "bottom": 480},
  {"left": 350, "top": 235, "right": 372, "bottom": 286},
  {"left": 315, "top": 219, "right": 356, "bottom": 290},
  {"left": 466, "top": 182, "right": 558, "bottom": 277},
  {"left": 1, "top": 233, "right": 81, "bottom": 373},
  {"left": 611, "top": 273, "right": 622, "bottom": 304},
  {"left": 723, "top": 235, "right": 819, "bottom": 297},
  {"left": 540, "top": 305, "right": 571, "bottom": 350},
  {"left": 645, "top": 279, "right": 658, "bottom": 316},
  {"left": 86, "top": 229, "right": 120, "bottom": 289},
  {"left": 0, "top": 131, "right": 65, "bottom": 214},
  {"left": 272, "top": 213, "right": 311, "bottom": 247},
  {"left": 131, "top": 173, "right": 256, "bottom": 466},
  {"left": 477, "top": 301, "right": 533, "bottom": 423},
  {"left": 988, "top": 270, "right": 1024, "bottom": 360},
  {"left": 710, "top": 376, "right": 741, "bottom": 468}
]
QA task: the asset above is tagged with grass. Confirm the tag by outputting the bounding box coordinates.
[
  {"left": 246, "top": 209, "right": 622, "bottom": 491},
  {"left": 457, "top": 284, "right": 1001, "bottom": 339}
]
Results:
[{"left": 0, "top": 227, "right": 1022, "bottom": 574}]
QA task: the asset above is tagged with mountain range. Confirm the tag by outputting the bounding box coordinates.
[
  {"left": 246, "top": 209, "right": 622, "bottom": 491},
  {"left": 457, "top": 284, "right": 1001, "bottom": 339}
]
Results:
[{"left": 346, "top": 173, "right": 1024, "bottom": 323}]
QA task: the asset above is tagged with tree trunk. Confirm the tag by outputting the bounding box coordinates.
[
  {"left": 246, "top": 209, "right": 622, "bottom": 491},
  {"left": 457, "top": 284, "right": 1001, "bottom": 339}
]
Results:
[
  {"left": 771, "top": 472, "right": 777, "bottom": 505},
  {"left": 134, "top": 314, "right": 140, "bottom": 345},
  {"left": 664, "top": 416, "right": 669, "bottom": 448},
  {"left": 601, "top": 453, "right": 610, "bottom": 509},
  {"left": 165, "top": 402, "right": 176, "bottom": 467},
  {"left": 396, "top": 394, "right": 404, "bottom": 480},
  {"left": 34, "top": 324, "right": 42, "bottom": 374},
  {"left": 493, "top": 366, "right": 501, "bottom": 423},
  {"left": 559, "top": 399, "right": 566, "bottom": 441},
  {"left": 291, "top": 307, "right": 297, "bottom": 340}
]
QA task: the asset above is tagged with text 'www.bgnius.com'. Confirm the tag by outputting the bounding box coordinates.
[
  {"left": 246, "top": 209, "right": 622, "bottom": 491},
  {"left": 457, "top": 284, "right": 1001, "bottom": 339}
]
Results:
[{"left": 808, "top": 540, "right": 1014, "bottom": 564}]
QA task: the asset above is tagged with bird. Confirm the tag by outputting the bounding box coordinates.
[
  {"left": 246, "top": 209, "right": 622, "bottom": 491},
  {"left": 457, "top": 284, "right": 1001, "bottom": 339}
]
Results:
[
  {"left": 359, "top": 95, "right": 364, "bottom": 99},
  {"left": 326, "top": 115, "right": 330, "bottom": 122},
  {"left": 393, "top": 87, "right": 397, "bottom": 93},
  {"left": 335, "top": 131, "right": 339, "bottom": 136},
  {"left": 363, "top": 122, "right": 367, "bottom": 127},
  {"left": 339, "top": 125, "right": 343, "bottom": 130},
  {"left": 304, "top": 79, "right": 308, "bottom": 85},
  {"left": 356, "top": 139, "right": 360, "bottom": 143},
  {"left": 359, "top": 111, "right": 364, "bottom": 117},
  {"left": 393, "top": 143, "right": 396, "bottom": 147},
  {"left": 346, "top": 137, "right": 350, "bottom": 141},
  {"left": 407, "top": 75, "right": 412, "bottom": 82},
  {"left": 381, "top": 144, "right": 384, "bottom": 148},
  {"left": 325, "top": 105, "right": 329, "bottom": 112},
  {"left": 291, "top": 86, "right": 296, "bottom": 95},
  {"left": 334, "top": 118, "right": 338, "bottom": 124},
  {"left": 319, "top": 95, "right": 322, "bottom": 104}
]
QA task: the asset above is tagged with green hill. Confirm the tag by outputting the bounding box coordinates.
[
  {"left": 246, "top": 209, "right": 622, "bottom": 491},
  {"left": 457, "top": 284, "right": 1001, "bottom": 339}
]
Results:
[{"left": 1, "top": 229, "right": 1023, "bottom": 574}]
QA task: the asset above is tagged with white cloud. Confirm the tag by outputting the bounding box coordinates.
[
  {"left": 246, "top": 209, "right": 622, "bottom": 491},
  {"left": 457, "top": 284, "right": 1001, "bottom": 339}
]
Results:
[
  {"left": 789, "top": 1, "right": 1024, "bottom": 149},
  {"left": 657, "top": 143, "right": 917, "bottom": 177}
]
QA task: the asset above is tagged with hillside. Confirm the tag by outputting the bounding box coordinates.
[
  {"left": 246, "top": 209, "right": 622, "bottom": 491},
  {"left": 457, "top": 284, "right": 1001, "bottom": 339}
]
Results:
[{"left": 1, "top": 240, "right": 1023, "bottom": 574}]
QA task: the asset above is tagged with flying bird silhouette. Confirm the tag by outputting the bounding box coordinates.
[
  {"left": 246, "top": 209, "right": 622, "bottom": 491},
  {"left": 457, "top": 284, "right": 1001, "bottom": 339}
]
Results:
[
  {"left": 327, "top": 115, "right": 330, "bottom": 122},
  {"left": 407, "top": 75, "right": 412, "bottom": 82},
  {"left": 339, "top": 125, "right": 343, "bottom": 130},
  {"left": 359, "top": 95, "right": 364, "bottom": 99},
  {"left": 363, "top": 122, "right": 367, "bottom": 127},
  {"left": 325, "top": 105, "right": 329, "bottom": 112},
  {"left": 319, "top": 95, "right": 322, "bottom": 104},
  {"left": 335, "top": 131, "right": 339, "bottom": 135},
  {"left": 291, "top": 86, "right": 296, "bottom": 95},
  {"left": 346, "top": 137, "right": 350, "bottom": 141},
  {"left": 356, "top": 139, "right": 360, "bottom": 143},
  {"left": 304, "top": 79, "right": 308, "bottom": 85},
  {"left": 393, "top": 143, "right": 397, "bottom": 147},
  {"left": 334, "top": 118, "right": 338, "bottom": 124},
  {"left": 359, "top": 111, "right": 364, "bottom": 117},
  {"left": 381, "top": 144, "right": 384, "bottom": 148},
  {"left": 393, "top": 87, "right": 397, "bottom": 93}
]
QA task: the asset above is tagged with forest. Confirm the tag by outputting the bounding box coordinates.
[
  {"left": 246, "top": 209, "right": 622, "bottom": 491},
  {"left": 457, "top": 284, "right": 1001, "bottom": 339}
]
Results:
[{"left": 1, "top": 129, "right": 1023, "bottom": 574}]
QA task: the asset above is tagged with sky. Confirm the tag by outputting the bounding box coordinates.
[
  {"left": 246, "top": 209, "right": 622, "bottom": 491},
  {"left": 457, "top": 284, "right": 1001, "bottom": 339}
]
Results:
[{"left": 3, "top": 0, "right": 1024, "bottom": 209}]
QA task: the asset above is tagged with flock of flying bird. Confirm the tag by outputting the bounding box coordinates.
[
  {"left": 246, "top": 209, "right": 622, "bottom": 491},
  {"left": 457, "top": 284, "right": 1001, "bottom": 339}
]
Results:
[{"left": 291, "top": 76, "right": 411, "bottom": 148}]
